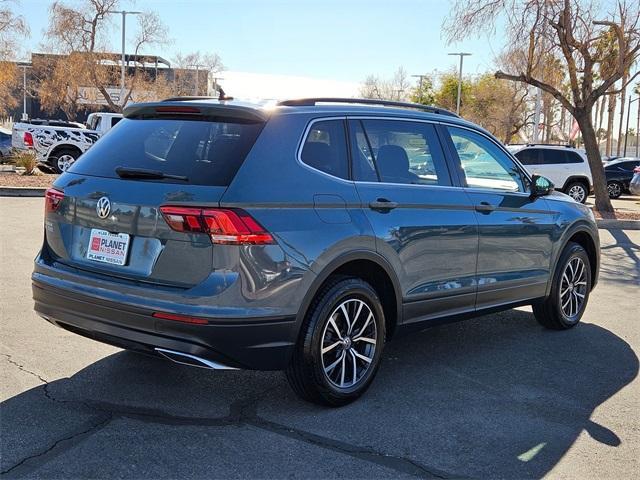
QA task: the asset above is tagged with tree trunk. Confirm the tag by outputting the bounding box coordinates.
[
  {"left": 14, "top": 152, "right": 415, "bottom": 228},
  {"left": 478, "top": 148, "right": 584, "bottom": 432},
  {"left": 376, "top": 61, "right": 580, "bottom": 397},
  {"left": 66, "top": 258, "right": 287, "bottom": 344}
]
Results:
[
  {"left": 616, "top": 72, "right": 629, "bottom": 156},
  {"left": 575, "top": 109, "right": 613, "bottom": 214},
  {"left": 605, "top": 92, "right": 616, "bottom": 156}
]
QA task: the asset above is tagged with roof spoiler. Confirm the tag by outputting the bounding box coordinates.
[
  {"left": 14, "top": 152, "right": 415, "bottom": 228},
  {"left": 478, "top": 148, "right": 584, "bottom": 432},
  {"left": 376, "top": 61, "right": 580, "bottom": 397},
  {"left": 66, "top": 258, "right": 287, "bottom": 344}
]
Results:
[{"left": 123, "top": 101, "right": 267, "bottom": 123}]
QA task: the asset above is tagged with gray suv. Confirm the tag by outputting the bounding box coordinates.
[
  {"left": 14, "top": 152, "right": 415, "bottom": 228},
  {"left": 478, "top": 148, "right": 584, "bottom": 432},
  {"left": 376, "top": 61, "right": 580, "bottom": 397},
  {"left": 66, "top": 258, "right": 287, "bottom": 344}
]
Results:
[{"left": 33, "top": 98, "right": 600, "bottom": 406}]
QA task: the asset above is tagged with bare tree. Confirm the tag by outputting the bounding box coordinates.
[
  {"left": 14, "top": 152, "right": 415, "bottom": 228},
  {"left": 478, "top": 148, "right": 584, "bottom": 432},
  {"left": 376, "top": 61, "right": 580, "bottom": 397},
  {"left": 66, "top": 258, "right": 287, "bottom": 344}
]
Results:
[
  {"left": 359, "top": 67, "right": 411, "bottom": 101},
  {"left": 446, "top": 0, "right": 640, "bottom": 213},
  {"left": 42, "top": 0, "right": 171, "bottom": 112},
  {"left": 0, "top": 0, "right": 28, "bottom": 115},
  {"left": 172, "top": 51, "right": 224, "bottom": 96}
]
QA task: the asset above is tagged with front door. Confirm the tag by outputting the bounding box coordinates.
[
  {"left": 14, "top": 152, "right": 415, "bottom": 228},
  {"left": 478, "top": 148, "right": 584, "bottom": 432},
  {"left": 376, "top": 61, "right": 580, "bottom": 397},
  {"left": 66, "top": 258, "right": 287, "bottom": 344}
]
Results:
[
  {"left": 348, "top": 118, "right": 478, "bottom": 324},
  {"left": 442, "top": 125, "right": 555, "bottom": 310}
]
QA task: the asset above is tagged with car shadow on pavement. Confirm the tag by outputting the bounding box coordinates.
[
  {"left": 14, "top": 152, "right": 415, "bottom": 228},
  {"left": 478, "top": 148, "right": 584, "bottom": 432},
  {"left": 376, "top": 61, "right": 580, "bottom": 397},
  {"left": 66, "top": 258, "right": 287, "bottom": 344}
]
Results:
[
  {"left": 1, "top": 309, "right": 638, "bottom": 479},
  {"left": 599, "top": 228, "right": 640, "bottom": 285}
]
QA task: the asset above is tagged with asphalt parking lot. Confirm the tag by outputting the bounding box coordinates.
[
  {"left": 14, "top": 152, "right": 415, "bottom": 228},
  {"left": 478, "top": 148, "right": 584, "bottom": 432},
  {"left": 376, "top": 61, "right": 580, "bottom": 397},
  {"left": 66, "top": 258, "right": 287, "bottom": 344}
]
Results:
[{"left": 1, "top": 197, "right": 639, "bottom": 479}]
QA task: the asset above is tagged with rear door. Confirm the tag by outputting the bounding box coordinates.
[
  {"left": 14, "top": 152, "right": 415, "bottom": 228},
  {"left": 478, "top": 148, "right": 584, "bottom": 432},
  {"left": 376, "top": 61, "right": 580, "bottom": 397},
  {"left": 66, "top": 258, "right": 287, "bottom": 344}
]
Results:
[
  {"left": 349, "top": 117, "right": 478, "bottom": 324},
  {"left": 441, "top": 125, "right": 555, "bottom": 309},
  {"left": 44, "top": 111, "right": 265, "bottom": 288}
]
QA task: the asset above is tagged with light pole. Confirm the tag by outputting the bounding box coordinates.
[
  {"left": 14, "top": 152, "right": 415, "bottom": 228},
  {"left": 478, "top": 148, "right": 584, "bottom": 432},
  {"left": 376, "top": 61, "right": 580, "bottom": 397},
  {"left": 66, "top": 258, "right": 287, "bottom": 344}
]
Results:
[
  {"left": 19, "top": 65, "right": 31, "bottom": 121},
  {"left": 211, "top": 76, "right": 223, "bottom": 96},
  {"left": 187, "top": 64, "right": 206, "bottom": 95},
  {"left": 108, "top": 10, "right": 142, "bottom": 106},
  {"left": 448, "top": 52, "right": 471, "bottom": 115},
  {"left": 411, "top": 74, "right": 429, "bottom": 103},
  {"left": 623, "top": 95, "right": 639, "bottom": 157}
]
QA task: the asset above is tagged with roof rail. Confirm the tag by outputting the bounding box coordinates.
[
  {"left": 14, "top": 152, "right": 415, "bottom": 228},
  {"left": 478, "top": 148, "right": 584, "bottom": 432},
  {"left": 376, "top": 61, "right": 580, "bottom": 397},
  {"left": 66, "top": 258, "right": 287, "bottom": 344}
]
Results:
[
  {"left": 524, "top": 143, "right": 573, "bottom": 148},
  {"left": 277, "top": 97, "right": 459, "bottom": 117}
]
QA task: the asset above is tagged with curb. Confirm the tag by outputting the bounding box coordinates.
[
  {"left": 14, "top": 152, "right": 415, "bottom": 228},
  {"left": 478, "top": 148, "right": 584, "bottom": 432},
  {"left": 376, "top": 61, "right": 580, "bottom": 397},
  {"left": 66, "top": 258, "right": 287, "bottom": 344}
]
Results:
[
  {"left": 596, "top": 218, "right": 640, "bottom": 230},
  {"left": 0, "top": 187, "right": 47, "bottom": 197}
]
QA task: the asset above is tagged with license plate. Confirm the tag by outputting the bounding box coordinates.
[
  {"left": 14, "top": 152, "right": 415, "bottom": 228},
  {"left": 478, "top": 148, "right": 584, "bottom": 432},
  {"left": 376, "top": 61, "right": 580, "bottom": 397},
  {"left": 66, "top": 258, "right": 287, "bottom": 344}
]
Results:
[{"left": 86, "top": 229, "right": 130, "bottom": 266}]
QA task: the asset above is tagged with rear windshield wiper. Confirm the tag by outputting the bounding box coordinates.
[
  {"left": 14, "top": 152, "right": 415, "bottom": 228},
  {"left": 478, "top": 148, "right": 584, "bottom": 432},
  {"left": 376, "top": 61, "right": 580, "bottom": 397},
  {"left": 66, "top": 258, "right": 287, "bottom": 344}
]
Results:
[{"left": 115, "top": 166, "right": 188, "bottom": 182}]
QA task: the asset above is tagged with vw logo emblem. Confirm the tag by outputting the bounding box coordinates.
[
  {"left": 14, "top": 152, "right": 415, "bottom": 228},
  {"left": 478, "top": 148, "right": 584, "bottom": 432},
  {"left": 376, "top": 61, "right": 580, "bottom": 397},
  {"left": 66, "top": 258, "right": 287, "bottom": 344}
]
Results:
[{"left": 96, "top": 196, "right": 111, "bottom": 219}]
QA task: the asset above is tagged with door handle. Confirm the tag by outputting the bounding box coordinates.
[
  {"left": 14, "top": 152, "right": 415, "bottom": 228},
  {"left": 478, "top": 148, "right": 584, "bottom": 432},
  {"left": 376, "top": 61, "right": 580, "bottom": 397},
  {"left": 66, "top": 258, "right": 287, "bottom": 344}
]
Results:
[
  {"left": 369, "top": 198, "right": 399, "bottom": 211},
  {"left": 475, "top": 201, "right": 496, "bottom": 213}
]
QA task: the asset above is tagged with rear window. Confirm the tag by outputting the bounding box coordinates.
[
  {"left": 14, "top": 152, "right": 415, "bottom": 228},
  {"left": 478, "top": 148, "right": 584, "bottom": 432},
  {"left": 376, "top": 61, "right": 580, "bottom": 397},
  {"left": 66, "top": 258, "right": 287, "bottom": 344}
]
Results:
[{"left": 69, "top": 118, "right": 264, "bottom": 186}]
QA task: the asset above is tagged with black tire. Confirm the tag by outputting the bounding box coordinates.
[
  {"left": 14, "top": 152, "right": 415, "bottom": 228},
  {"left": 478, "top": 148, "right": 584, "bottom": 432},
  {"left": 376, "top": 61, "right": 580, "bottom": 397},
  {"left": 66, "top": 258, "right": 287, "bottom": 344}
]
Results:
[
  {"left": 564, "top": 182, "right": 588, "bottom": 203},
  {"left": 607, "top": 181, "right": 623, "bottom": 199},
  {"left": 533, "top": 242, "right": 591, "bottom": 330},
  {"left": 285, "top": 276, "right": 386, "bottom": 406},
  {"left": 50, "top": 148, "right": 80, "bottom": 174}
]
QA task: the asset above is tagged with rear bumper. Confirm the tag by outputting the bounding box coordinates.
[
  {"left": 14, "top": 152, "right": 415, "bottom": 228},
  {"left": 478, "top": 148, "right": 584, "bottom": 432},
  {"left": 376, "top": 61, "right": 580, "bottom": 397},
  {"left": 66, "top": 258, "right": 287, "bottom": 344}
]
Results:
[{"left": 32, "top": 277, "right": 297, "bottom": 370}]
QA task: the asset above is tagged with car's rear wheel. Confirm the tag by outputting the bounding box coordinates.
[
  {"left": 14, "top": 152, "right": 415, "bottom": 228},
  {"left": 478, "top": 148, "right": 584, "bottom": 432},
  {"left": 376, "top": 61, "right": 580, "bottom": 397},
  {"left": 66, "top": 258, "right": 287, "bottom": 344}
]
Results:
[
  {"left": 564, "top": 182, "right": 588, "bottom": 203},
  {"left": 285, "top": 277, "right": 385, "bottom": 406},
  {"left": 52, "top": 148, "right": 80, "bottom": 173},
  {"left": 607, "top": 181, "right": 623, "bottom": 199},
  {"left": 533, "top": 242, "right": 591, "bottom": 330}
]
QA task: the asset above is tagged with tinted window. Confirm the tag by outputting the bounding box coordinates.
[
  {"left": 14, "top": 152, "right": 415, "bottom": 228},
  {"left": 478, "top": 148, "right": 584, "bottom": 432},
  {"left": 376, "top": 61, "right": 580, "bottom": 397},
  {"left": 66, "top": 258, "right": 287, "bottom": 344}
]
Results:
[
  {"left": 565, "top": 151, "right": 583, "bottom": 163},
  {"left": 447, "top": 126, "right": 525, "bottom": 192},
  {"left": 621, "top": 161, "right": 639, "bottom": 171},
  {"left": 111, "top": 117, "right": 122, "bottom": 127},
  {"left": 539, "top": 149, "right": 566, "bottom": 165},
  {"left": 300, "top": 120, "right": 349, "bottom": 179},
  {"left": 69, "top": 118, "right": 264, "bottom": 186},
  {"left": 349, "top": 119, "right": 450, "bottom": 186},
  {"left": 514, "top": 149, "right": 540, "bottom": 165}
]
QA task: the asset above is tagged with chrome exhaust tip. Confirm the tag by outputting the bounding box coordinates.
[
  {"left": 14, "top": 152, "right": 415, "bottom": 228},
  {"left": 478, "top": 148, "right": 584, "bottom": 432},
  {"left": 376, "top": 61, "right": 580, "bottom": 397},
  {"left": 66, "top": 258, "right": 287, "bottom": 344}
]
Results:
[{"left": 155, "top": 348, "right": 238, "bottom": 370}]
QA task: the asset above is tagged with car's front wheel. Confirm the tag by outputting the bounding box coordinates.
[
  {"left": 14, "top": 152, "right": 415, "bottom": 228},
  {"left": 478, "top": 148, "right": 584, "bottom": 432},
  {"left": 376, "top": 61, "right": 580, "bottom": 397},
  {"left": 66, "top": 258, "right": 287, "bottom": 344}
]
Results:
[
  {"left": 533, "top": 242, "right": 591, "bottom": 330},
  {"left": 286, "top": 277, "right": 386, "bottom": 406}
]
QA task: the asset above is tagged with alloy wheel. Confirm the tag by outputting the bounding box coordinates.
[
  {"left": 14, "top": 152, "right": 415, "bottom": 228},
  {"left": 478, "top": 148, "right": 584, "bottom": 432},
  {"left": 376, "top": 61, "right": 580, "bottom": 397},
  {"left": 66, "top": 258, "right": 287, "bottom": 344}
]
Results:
[
  {"left": 320, "top": 298, "right": 377, "bottom": 389},
  {"left": 568, "top": 185, "right": 586, "bottom": 203},
  {"left": 559, "top": 257, "right": 588, "bottom": 319},
  {"left": 57, "top": 154, "right": 76, "bottom": 172},
  {"left": 607, "top": 182, "right": 621, "bottom": 198}
]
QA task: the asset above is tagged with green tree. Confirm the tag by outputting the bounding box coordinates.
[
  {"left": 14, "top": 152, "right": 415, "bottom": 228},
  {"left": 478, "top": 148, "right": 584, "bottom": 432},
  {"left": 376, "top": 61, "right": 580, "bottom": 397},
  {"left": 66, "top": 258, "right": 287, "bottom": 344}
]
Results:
[{"left": 409, "top": 75, "right": 435, "bottom": 105}]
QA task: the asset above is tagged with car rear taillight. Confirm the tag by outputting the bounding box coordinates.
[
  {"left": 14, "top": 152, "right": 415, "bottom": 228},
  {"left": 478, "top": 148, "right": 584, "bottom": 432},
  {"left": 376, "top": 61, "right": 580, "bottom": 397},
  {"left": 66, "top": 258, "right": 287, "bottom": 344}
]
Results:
[
  {"left": 23, "top": 132, "right": 34, "bottom": 148},
  {"left": 44, "top": 188, "right": 64, "bottom": 214},
  {"left": 160, "top": 206, "right": 274, "bottom": 245}
]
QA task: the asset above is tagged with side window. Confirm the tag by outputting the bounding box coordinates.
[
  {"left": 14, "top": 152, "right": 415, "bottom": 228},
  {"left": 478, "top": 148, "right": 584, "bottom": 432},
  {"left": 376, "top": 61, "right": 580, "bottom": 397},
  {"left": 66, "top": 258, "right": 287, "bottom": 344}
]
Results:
[
  {"left": 300, "top": 120, "right": 349, "bottom": 179},
  {"left": 514, "top": 149, "right": 540, "bottom": 165},
  {"left": 111, "top": 117, "right": 122, "bottom": 128},
  {"left": 540, "top": 149, "right": 565, "bottom": 165},
  {"left": 349, "top": 119, "right": 451, "bottom": 186},
  {"left": 622, "top": 161, "right": 639, "bottom": 171},
  {"left": 447, "top": 126, "right": 525, "bottom": 192},
  {"left": 565, "top": 151, "right": 583, "bottom": 164}
]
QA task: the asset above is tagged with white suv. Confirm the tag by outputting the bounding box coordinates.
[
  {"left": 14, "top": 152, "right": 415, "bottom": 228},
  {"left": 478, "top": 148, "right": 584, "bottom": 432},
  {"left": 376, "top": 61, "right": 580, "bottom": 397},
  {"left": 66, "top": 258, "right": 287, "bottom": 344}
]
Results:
[{"left": 506, "top": 144, "right": 592, "bottom": 203}]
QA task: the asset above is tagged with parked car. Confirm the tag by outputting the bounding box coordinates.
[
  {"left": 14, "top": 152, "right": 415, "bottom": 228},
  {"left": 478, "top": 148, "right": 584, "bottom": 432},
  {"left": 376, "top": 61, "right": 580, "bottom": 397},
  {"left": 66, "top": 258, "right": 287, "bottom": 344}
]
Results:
[
  {"left": 12, "top": 112, "right": 122, "bottom": 173},
  {"left": 506, "top": 144, "right": 592, "bottom": 203},
  {"left": 605, "top": 157, "right": 640, "bottom": 198},
  {"left": 629, "top": 166, "right": 640, "bottom": 196},
  {"left": 0, "top": 127, "right": 11, "bottom": 158},
  {"left": 33, "top": 97, "right": 600, "bottom": 406}
]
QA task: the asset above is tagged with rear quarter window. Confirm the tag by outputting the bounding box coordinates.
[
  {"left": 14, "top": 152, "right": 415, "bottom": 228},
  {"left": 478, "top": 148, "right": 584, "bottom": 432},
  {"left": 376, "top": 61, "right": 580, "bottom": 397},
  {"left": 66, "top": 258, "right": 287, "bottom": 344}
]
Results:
[{"left": 68, "top": 118, "right": 264, "bottom": 186}]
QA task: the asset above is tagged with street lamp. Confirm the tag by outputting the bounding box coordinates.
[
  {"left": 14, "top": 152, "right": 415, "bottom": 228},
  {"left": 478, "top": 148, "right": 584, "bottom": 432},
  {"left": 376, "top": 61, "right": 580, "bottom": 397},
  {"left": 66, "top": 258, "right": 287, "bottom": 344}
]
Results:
[
  {"left": 187, "top": 64, "right": 206, "bottom": 95},
  {"left": 108, "top": 10, "right": 142, "bottom": 106},
  {"left": 448, "top": 52, "right": 472, "bottom": 115},
  {"left": 623, "top": 95, "right": 639, "bottom": 157},
  {"left": 411, "top": 74, "right": 429, "bottom": 103},
  {"left": 19, "top": 64, "right": 31, "bottom": 121}
]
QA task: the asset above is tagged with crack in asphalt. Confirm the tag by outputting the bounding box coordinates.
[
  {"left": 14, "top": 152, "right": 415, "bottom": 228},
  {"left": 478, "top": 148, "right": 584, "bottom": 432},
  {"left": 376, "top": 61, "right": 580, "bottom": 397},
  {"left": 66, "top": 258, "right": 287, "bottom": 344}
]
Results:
[{"left": 2, "top": 357, "right": 454, "bottom": 479}]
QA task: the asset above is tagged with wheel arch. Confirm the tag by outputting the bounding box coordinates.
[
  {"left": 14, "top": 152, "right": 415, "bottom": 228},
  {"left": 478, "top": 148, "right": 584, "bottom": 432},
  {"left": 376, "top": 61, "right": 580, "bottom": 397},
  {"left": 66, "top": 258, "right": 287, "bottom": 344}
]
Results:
[
  {"left": 47, "top": 143, "right": 82, "bottom": 163},
  {"left": 561, "top": 175, "right": 591, "bottom": 191},
  {"left": 296, "top": 250, "right": 403, "bottom": 340},
  {"left": 548, "top": 223, "right": 599, "bottom": 296}
]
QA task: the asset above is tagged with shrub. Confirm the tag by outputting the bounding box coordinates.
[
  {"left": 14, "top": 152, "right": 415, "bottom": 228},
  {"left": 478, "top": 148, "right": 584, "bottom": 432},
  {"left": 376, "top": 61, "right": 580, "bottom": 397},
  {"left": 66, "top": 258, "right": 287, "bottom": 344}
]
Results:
[{"left": 14, "top": 150, "right": 38, "bottom": 175}]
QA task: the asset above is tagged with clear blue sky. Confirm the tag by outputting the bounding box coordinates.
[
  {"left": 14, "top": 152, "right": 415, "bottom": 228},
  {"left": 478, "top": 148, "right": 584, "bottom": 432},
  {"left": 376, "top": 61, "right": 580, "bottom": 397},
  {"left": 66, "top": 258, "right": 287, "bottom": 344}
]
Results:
[{"left": 15, "top": 0, "right": 503, "bottom": 82}]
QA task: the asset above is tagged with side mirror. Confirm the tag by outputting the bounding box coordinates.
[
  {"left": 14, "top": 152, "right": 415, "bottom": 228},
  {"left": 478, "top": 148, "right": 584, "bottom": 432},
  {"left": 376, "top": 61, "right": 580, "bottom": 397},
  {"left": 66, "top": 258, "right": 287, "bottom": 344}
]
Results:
[{"left": 530, "top": 174, "right": 554, "bottom": 198}]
